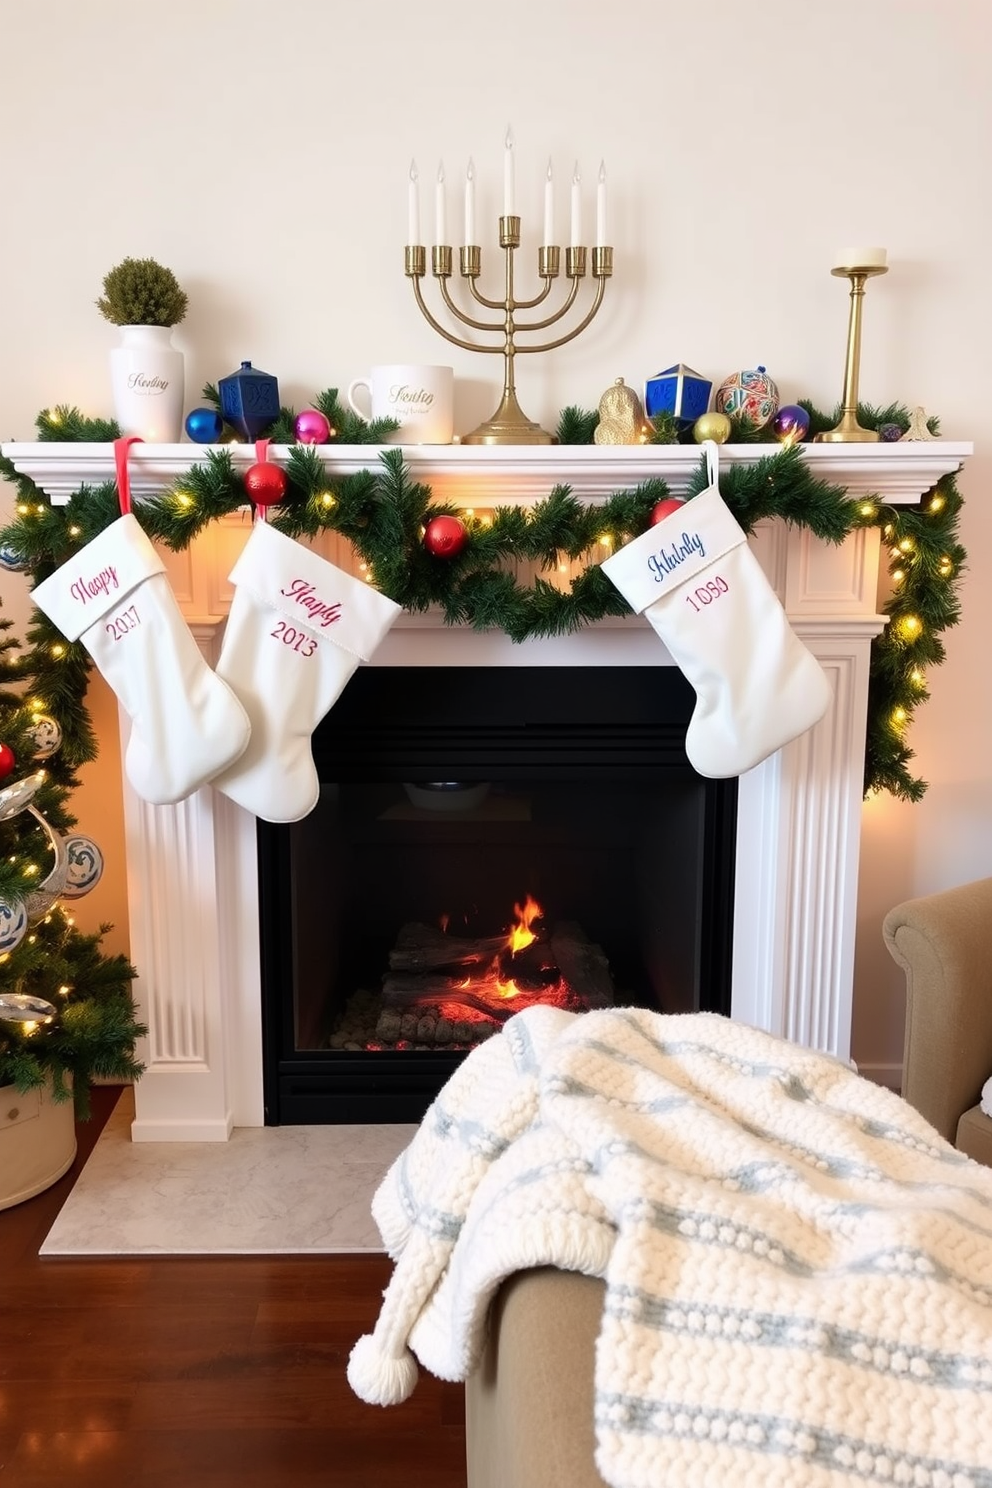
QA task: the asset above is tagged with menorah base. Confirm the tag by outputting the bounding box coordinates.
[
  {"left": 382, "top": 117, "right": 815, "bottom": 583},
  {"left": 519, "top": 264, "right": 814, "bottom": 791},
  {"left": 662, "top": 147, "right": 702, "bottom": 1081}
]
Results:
[
  {"left": 814, "top": 412, "right": 880, "bottom": 444},
  {"left": 461, "top": 389, "right": 555, "bottom": 446}
]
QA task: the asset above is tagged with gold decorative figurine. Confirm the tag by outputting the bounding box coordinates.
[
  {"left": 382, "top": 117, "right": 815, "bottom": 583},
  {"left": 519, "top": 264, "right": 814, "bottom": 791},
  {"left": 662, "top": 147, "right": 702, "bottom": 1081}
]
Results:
[
  {"left": 406, "top": 202, "right": 613, "bottom": 444},
  {"left": 593, "top": 378, "right": 644, "bottom": 445},
  {"left": 815, "top": 248, "right": 889, "bottom": 444}
]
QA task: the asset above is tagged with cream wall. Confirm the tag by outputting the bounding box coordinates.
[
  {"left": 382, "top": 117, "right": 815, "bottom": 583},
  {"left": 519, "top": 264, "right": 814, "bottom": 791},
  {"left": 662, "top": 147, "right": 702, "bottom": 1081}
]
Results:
[{"left": 1, "top": 0, "right": 989, "bottom": 1075}]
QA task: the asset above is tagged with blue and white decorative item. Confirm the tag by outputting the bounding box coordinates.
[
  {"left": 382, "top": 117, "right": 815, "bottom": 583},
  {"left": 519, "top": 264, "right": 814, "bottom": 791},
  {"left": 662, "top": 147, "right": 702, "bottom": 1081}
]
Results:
[
  {"left": 185, "top": 407, "right": 225, "bottom": 444},
  {"left": 61, "top": 835, "right": 105, "bottom": 900},
  {"left": 218, "top": 362, "right": 281, "bottom": 441},
  {"left": 644, "top": 364, "right": 712, "bottom": 424},
  {"left": 0, "top": 543, "right": 26, "bottom": 573}
]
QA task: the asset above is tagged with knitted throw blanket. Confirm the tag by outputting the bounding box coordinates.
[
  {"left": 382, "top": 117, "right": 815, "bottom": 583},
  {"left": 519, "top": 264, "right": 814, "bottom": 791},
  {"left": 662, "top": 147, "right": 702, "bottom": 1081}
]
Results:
[{"left": 348, "top": 1008, "right": 992, "bottom": 1488}]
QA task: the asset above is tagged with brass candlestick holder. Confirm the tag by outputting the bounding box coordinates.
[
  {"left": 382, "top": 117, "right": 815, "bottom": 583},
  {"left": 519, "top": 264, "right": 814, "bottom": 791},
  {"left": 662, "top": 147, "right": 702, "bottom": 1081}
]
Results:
[
  {"left": 814, "top": 258, "right": 889, "bottom": 443},
  {"left": 405, "top": 218, "right": 613, "bottom": 444}
]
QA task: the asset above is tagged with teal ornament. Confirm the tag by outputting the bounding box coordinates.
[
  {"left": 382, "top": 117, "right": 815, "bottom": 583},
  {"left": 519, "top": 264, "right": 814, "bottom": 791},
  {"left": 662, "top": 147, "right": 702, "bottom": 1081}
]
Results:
[
  {"left": 185, "top": 407, "right": 224, "bottom": 444},
  {"left": 218, "top": 361, "right": 281, "bottom": 441},
  {"left": 62, "top": 835, "right": 105, "bottom": 899},
  {"left": 644, "top": 363, "right": 712, "bottom": 424}
]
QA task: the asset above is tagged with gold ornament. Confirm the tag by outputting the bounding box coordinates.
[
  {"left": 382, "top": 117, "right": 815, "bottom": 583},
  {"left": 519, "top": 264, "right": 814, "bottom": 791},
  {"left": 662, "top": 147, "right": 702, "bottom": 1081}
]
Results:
[
  {"left": 594, "top": 378, "right": 646, "bottom": 445},
  {"left": 904, "top": 406, "right": 937, "bottom": 442},
  {"left": 692, "top": 411, "right": 732, "bottom": 445}
]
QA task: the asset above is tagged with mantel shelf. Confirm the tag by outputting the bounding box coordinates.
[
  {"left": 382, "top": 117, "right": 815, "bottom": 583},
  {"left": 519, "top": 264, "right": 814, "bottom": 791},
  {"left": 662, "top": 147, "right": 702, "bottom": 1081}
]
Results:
[{"left": 0, "top": 438, "right": 973, "bottom": 507}]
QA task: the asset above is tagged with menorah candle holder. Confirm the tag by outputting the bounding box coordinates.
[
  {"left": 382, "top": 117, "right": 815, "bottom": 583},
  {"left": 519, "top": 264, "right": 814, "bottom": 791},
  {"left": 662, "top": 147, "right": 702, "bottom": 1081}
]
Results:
[
  {"left": 405, "top": 216, "right": 613, "bottom": 445},
  {"left": 815, "top": 252, "right": 889, "bottom": 444}
]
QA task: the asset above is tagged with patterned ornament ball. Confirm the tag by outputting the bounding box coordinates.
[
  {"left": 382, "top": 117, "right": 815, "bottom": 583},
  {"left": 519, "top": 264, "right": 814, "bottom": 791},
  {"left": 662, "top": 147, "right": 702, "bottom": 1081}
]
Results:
[
  {"left": 651, "top": 499, "right": 685, "bottom": 526},
  {"left": 715, "top": 366, "right": 780, "bottom": 430},
  {"left": 0, "top": 743, "right": 14, "bottom": 781},
  {"left": 0, "top": 543, "right": 27, "bottom": 573},
  {"left": 244, "top": 461, "right": 288, "bottom": 508},
  {"left": 423, "top": 514, "right": 468, "bottom": 559},
  {"left": 770, "top": 404, "right": 811, "bottom": 443},
  {"left": 878, "top": 422, "right": 904, "bottom": 443},
  {"left": 0, "top": 895, "right": 27, "bottom": 955},
  {"left": 294, "top": 409, "right": 332, "bottom": 445},
  {"left": 61, "top": 835, "right": 105, "bottom": 900},
  {"left": 30, "top": 714, "right": 62, "bottom": 760},
  {"left": 692, "top": 412, "right": 732, "bottom": 445},
  {"left": 184, "top": 407, "right": 225, "bottom": 444}
]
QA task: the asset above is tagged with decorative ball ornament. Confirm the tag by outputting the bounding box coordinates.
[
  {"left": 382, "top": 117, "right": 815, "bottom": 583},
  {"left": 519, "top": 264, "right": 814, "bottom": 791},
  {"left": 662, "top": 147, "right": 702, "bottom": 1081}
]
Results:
[
  {"left": 184, "top": 407, "right": 225, "bottom": 444},
  {"left": 0, "top": 991, "right": 57, "bottom": 1025},
  {"left": 650, "top": 499, "right": 685, "bottom": 525},
  {"left": 878, "top": 422, "right": 903, "bottom": 443},
  {"left": 244, "top": 461, "right": 288, "bottom": 508},
  {"left": 61, "top": 835, "right": 105, "bottom": 900},
  {"left": 0, "top": 896, "right": 28, "bottom": 955},
  {"left": 770, "top": 404, "right": 811, "bottom": 444},
  {"left": 294, "top": 409, "right": 332, "bottom": 445},
  {"left": 0, "top": 543, "right": 27, "bottom": 573},
  {"left": 692, "top": 412, "right": 732, "bottom": 445},
  {"left": 715, "top": 366, "right": 780, "bottom": 429},
  {"left": 423, "top": 514, "right": 468, "bottom": 559},
  {"left": 29, "top": 714, "right": 62, "bottom": 760},
  {"left": 0, "top": 743, "right": 15, "bottom": 781}
]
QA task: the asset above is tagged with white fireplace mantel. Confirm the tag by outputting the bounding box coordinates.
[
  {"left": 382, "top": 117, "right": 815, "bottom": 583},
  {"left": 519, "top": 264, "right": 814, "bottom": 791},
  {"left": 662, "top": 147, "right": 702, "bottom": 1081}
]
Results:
[{"left": 1, "top": 438, "right": 972, "bottom": 1141}]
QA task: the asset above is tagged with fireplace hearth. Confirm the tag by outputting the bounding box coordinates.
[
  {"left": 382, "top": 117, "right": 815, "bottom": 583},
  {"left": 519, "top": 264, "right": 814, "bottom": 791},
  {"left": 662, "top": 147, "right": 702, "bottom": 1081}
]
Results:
[{"left": 258, "top": 666, "right": 737, "bottom": 1123}]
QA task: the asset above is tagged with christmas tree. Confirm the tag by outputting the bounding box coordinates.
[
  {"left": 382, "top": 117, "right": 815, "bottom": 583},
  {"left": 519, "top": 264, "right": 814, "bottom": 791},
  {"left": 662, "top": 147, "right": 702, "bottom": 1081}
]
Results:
[{"left": 0, "top": 592, "right": 143, "bottom": 1118}]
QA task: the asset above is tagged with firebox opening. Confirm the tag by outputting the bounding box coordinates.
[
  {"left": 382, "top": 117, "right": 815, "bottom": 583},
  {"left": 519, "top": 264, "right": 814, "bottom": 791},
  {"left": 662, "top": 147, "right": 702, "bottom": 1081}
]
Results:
[{"left": 258, "top": 666, "right": 737, "bottom": 1125}]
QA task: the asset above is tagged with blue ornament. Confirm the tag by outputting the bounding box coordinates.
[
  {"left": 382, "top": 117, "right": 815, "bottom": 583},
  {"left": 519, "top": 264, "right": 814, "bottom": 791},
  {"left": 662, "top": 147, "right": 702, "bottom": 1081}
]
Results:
[
  {"left": 644, "top": 363, "right": 712, "bottom": 424},
  {"left": 62, "top": 835, "right": 105, "bottom": 899},
  {"left": 217, "top": 361, "right": 281, "bottom": 441},
  {"left": 0, "top": 544, "right": 26, "bottom": 573},
  {"left": 185, "top": 407, "right": 224, "bottom": 444},
  {"left": 771, "top": 404, "right": 811, "bottom": 443}
]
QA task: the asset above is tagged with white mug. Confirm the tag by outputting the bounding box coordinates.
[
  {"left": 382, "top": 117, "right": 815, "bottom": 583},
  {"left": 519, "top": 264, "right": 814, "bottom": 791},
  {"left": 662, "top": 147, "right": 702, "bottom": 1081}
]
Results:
[{"left": 347, "top": 364, "right": 454, "bottom": 444}]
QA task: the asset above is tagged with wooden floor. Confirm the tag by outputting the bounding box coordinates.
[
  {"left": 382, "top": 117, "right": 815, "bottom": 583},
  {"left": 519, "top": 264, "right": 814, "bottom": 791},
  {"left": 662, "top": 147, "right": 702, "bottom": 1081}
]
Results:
[{"left": 0, "top": 1087, "right": 466, "bottom": 1487}]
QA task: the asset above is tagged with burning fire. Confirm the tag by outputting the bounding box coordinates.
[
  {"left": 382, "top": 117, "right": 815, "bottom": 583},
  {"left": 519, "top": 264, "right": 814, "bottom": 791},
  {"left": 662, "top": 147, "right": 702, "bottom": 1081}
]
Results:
[{"left": 507, "top": 893, "right": 542, "bottom": 956}]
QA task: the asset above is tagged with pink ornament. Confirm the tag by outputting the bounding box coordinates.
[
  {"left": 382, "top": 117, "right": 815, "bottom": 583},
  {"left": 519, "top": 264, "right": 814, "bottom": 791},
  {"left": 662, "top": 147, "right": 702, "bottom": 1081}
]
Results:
[{"left": 294, "top": 409, "right": 332, "bottom": 445}]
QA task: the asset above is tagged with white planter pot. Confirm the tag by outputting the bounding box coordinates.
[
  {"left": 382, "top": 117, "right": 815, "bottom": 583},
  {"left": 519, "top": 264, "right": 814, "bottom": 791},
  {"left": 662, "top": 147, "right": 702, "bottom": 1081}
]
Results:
[
  {"left": 109, "top": 325, "right": 185, "bottom": 443},
  {"left": 0, "top": 1077, "right": 76, "bottom": 1209}
]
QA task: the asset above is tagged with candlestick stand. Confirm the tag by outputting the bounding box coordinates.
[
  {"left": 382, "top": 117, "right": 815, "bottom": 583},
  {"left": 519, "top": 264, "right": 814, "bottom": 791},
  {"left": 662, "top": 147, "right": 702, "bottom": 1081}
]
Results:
[
  {"left": 814, "top": 260, "right": 889, "bottom": 444},
  {"left": 405, "top": 217, "right": 613, "bottom": 444}
]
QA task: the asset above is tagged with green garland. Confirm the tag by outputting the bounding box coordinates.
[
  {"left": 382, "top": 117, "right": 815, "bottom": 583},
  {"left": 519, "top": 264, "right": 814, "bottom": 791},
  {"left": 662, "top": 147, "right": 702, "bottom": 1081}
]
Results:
[{"left": 0, "top": 394, "right": 966, "bottom": 802}]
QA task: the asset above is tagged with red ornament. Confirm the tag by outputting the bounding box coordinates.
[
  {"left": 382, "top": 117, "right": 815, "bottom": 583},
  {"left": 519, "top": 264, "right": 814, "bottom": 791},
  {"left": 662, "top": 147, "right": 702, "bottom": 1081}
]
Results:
[
  {"left": 244, "top": 461, "right": 287, "bottom": 507},
  {"left": 0, "top": 743, "right": 14, "bottom": 781},
  {"left": 650, "top": 498, "right": 685, "bottom": 526},
  {"left": 424, "top": 514, "right": 468, "bottom": 559}
]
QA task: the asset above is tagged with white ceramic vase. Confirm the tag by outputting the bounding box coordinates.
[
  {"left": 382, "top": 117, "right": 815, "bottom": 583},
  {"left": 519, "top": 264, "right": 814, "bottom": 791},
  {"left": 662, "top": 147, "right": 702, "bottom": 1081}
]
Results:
[
  {"left": 0, "top": 1076, "right": 76, "bottom": 1209},
  {"left": 109, "top": 324, "right": 185, "bottom": 443}
]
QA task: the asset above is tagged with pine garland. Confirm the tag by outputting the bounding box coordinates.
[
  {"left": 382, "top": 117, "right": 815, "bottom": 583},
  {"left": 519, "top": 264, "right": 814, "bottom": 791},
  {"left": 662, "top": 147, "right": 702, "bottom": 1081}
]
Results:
[{"left": 0, "top": 394, "right": 966, "bottom": 801}]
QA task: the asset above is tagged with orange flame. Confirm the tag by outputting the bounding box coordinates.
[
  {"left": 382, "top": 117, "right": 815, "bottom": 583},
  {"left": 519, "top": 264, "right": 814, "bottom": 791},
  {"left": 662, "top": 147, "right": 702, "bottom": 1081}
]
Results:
[{"left": 507, "top": 894, "right": 543, "bottom": 955}]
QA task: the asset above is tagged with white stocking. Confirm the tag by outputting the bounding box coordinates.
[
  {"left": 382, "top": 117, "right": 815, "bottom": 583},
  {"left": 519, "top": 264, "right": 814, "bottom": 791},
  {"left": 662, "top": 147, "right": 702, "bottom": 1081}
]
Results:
[
  {"left": 602, "top": 441, "right": 832, "bottom": 777},
  {"left": 210, "top": 519, "right": 402, "bottom": 823},
  {"left": 32, "top": 514, "right": 251, "bottom": 805}
]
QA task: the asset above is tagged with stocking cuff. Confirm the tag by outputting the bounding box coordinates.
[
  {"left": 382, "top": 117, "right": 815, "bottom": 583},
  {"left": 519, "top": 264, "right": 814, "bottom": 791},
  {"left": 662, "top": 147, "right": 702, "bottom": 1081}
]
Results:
[
  {"left": 229, "top": 520, "right": 403, "bottom": 661},
  {"left": 602, "top": 484, "right": 746, "bottom": 614},
  {"left": 31, "top": 514, "right": 164, "bottom": 641}
]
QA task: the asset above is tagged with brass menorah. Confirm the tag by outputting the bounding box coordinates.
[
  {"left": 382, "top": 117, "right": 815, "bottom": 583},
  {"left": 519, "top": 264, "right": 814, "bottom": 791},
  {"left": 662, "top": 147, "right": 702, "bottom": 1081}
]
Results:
[{"left": 404, "top": 219, "right": 613, "bottom": 445}]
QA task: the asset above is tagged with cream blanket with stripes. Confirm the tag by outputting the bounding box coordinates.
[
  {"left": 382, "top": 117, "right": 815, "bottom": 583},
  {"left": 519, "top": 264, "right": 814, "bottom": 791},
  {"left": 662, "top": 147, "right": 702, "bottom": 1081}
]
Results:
[{"left": 348, "top": 1007, "right": 992, "bottom": 1488}]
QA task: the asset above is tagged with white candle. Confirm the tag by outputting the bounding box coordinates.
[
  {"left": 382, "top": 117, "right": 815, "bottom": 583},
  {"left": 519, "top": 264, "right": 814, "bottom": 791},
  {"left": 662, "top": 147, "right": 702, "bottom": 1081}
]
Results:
[
  {"left": 504, "top": 125, "right": 515, "bottom": 216},
  {"left": 408, "top": 159, "right": 420, "bottom": 244},
  {"left": 543, "top": 158, "right": 554, "bottom": 246},
  {"left": 596, "top": 160, "right": 607, "bottom": 247},
  {"left": 464, "top": 158, "right": 476, "bottom": 245},
  {"left": 833, "top": 245, "right": 887, "bottom": 270},
  {"left": 570, "top": 162, "right": 581, "bottom": 246},
  {"left": 435, "top": 160, "right": 446, "bottom": 246}
]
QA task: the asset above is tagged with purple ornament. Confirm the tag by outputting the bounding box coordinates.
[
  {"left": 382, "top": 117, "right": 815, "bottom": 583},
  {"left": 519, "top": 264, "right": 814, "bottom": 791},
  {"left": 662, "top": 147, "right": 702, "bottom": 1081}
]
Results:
[
  {"left": 771, "top": 403, "right": 810, "bottom": 443},
  {"left": 294, "top": 409, "right": 332, "bottom": 445},
  {"left": 878, "top": 422, "right": 903, "bottom": 442}
]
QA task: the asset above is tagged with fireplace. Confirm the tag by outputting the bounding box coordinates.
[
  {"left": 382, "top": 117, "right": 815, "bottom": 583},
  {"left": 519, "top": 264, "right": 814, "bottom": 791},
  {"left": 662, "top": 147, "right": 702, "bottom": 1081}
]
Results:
[{"left": 257, "top": 666, "right": 737, "bottom": 1123}]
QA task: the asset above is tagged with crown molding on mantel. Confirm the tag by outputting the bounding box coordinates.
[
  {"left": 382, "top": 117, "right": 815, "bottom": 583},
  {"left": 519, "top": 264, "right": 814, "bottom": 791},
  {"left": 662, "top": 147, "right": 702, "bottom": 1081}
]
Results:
[{"left": 0, "top": 439, "right": 973, "bottom": 508}]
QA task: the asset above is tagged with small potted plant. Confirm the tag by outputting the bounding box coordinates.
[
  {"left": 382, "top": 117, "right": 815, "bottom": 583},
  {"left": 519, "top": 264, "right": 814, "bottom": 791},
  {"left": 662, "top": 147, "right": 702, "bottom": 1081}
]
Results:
[{"left": 98, "top": 256, "right": 188, "bottom": 443}]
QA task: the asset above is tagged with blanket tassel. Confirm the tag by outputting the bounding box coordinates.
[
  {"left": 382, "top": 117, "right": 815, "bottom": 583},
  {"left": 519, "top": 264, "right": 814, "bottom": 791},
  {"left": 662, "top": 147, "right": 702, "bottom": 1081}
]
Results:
[{"left": 347, "top": 1333, "right": 419, "bottom": 1405}]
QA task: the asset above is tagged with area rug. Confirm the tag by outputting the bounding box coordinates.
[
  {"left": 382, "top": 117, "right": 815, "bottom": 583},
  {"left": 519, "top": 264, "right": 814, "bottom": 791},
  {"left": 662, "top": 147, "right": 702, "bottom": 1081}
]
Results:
[{"left": 41, "top": 1087, "right": 416, "bottom": 1255}]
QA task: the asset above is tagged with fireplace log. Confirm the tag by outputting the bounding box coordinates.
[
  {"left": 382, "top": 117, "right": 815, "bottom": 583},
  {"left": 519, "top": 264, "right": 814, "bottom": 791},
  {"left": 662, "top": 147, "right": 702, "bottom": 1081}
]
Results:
[
  {"left": 388, "top": 923, "right": 511, "bottom": 972},
  {"left": 548, "top": 922, "right": 613, "bottom": 1008}
]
